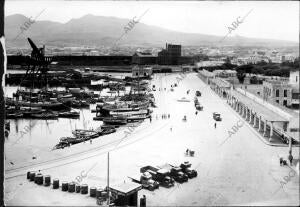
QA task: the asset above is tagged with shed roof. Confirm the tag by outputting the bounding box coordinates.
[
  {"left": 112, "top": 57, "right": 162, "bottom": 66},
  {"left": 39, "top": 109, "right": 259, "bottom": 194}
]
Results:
[{"left": 109, "top": 182, "right": 142, "bottom": 196}]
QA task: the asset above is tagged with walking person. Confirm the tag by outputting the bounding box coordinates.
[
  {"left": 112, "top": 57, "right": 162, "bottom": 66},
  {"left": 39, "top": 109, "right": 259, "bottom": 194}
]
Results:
[
  {"left": 279, "top": 157, "right": 283, "bottom": 166},
  {"left": 90, "top": 139, "right": 92, "bottom": 144},
  {"left": 168, "top": 114, "right": 170, "bottom": 119},
  {"left": 214, "top": 122, "right": 217, "bottom": 129},
  {"left": 288, "top": 151, "right": 293, "bottom": 166}
]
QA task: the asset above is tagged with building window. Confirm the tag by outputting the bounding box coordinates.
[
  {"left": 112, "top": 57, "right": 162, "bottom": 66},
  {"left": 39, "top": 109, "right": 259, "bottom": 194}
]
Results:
[
  {"left": 276, "top": 89, "right": 279, "bottom": 97},
  {"left": 283, "top": 100, "right": 287, "bottom": 106},
  {"left": 276, "top": 100, "right": 279, "bottom": 103},
  {"left": 284, "top": 90, "right": 287, "bottom": 97}
]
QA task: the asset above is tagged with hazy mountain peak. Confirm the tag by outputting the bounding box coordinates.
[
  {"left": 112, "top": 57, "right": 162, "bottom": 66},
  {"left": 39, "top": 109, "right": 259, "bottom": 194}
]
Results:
[{"left": 5, "top": 14, "right": 298, "bottom": 48}]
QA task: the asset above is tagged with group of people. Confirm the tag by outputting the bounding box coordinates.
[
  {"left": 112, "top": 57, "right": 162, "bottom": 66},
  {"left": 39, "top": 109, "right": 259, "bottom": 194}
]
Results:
[
  {"left": 185, "top": 148, "right": 195, "bottom": 156},
  {"left": 280, "top": 151, "right": 294, "bottom": 166},
  {"left": 156, "top": 114, "right": 170, "bottom": 120},
  {"left": 158, "top": 88, "right": 167, "bottom": 91}
]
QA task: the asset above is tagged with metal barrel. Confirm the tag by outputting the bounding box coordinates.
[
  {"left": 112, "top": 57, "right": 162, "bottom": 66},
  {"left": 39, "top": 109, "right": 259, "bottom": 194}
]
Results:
[
  {"left": 80, "top": 184, "right": 88, "bottom": 194},
  {"left": 44, "top": 175, "right": 51, "bottom": 186},
  {"left": 75, "top": 184, "right": 81, "bottom": 193},
  {"left": 53, "top": 179, "right": 59, "bottom": 189},
  {"left": 90, "top": 187, "right": 96, "bottom": 197},
  {"left": 68, "top": 182, "right": 75, "bottom": 193},
  {"left": 96, "top": 188, "right": 103, "bottom": 198},
  {"left": 29, "top": 172, "right": 36, "bottom": 182},
  {"left": 36, "top": 174, "right": 43, "bottom": 185},
  {"left": 27, "top": 171, "right": 30, "bottom": 179},
  {"left": 101, "top": 191, "right": 108, "bottom": 200},
  {"left": 62, "top": 181, "right": 68, "bottom": 191}
]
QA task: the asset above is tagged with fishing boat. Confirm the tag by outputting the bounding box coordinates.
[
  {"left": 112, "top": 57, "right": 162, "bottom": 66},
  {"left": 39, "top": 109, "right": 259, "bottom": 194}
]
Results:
[
  {"left": 98, "top": 104, "right": 139, "bottom": 116},
  {"left": 57, "top": 94, "right": 74, "bottom": 102},
  {"left": 5, "top": 97, "right": 65, "bottom": 110},
  {"left": 20, "top": 107, "right": 45, "bottom": 118},
  {"left": 31, "top": 111, "right": 59, "bottom": 119},
  {"left": 72, "top": 129, "right": 100, "bottom": 139},
  {"left": 6, "top": 112, "right": 24, "bottom": 119},
  {"left": 93, "top": 115, "right": 106, "bottom": 121},
  {"left": 126, "top": 114, "right": 150, "bottom": 122},
  {"left": 53, "top": 137, "right": 74, "bottom": 149},
  {"left": 103, "top": 116, "right": 127, "bottom": 125},
  {"left": 100, "top": 126, "right": 116, "bottom": 135},
  {"left": 71, "top": 100, "right": 90, "bottom": 108},
  {"left": 58, "top": 111, "right": 80, "bottom": 118},
  {"left": 110, "top": 109, "right": 149, "bottom": 116}
]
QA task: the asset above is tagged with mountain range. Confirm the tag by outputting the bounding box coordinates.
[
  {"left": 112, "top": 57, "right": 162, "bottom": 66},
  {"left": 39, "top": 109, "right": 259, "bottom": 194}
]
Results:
[{"left": 5, "top": 14, "right": 298, "bottom": 48}]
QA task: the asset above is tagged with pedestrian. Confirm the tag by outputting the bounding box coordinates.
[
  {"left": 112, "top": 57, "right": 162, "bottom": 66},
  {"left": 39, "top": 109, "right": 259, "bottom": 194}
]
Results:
[
  {"left": 288, "top": 151, "right": 293, "bottom": 166},
  {"left": 150, "top": 116, "right": 152, "bottom": 123},
  {"left": 156, "top": 115, "right": 158, "bottom": 120},
  {"left": 186, "top": 149, "right": 189, "bottom": 155},
  {"left": 168, "top": 114, "right": 170, "bottom": 119},
  {"left": 279, "top": 157, "right": 283, "bottom": 166},
  {"left": 214, "top": 122, "right": 216, "bottom": 129},
  {"left": 90, "top": 139, "right": 92, "bottom": 144},
  {"left": 161, "top": 114, "right": 163, "bottom": 119},
  {"left": 195, "top": 111, "right": 198, "bottom": 115},
  {"left": 170, "top": 127, "right": 172, "bottom": 131}
]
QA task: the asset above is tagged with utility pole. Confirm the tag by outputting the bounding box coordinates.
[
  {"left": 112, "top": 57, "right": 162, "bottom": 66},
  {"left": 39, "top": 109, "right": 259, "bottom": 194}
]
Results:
[{"left": 107, "top": 152, "right": 110, "bottom": 206}]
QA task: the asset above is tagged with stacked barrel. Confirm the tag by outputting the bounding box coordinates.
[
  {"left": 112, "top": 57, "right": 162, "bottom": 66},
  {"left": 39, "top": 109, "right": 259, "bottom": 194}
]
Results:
[{"left": 26, "top": 171, "right": 108, "bottom": 203}]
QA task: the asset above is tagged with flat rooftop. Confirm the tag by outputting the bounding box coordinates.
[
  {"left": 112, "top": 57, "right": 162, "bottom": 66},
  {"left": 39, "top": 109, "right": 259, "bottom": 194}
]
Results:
[{"left": 109, "top": 182, "right": 142, "bottom": 196}]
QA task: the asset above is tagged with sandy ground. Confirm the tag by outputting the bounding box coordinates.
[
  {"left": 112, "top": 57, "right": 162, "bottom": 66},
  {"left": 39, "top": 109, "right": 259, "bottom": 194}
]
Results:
[{"left": 4, "top": 72, "right": 299, "bottom": 206}]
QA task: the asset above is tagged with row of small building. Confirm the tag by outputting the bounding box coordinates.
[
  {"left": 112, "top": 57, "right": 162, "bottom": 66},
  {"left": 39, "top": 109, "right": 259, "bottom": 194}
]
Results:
[
  {"left": 198, "top": 69, "right": 299, "bottom": 146},
  {"left": 132, "top": 43, "right": 207, "bottom": 65}
]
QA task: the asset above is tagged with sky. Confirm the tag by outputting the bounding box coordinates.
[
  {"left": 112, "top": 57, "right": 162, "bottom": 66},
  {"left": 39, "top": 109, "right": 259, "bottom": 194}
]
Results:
[{"left": 5, "top": 0, "right": 299, "bottom": 42}]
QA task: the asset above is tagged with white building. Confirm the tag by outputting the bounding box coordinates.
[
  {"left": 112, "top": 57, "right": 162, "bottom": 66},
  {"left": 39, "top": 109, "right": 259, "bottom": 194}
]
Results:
[
  {"left": 289, "top": 70, "right": 299, "bottom": 85},
  {"left": 132, "top": 66, "right": 153, "bottom": 78}
]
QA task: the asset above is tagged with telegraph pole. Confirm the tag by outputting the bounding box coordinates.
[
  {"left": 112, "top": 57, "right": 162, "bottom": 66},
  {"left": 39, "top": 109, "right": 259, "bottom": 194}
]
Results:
[{"left": 107, "top": 152, "right": 110, "bottom": 206}]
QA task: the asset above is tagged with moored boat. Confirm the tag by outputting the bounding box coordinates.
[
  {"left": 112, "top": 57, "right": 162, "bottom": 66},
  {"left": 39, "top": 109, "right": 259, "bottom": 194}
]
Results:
[
  {"left": 71, "top": 100, "right": 90, "bottom": 108},
  {"left": 72, "top": 129, "right": 100, "bottom": 139},
  {"left": 6, "top": 112, "right": 24, "bottom": 119},
  {"left": 6, "top": 97, "right": 65, "bottom": 110},
  {"left": 58, "top": 111, "right": 80, "bottom": 118},
  {"left": 31, "top": 111, "right": 59, "bottom": 119},
  {"left": 103, "top": 116, "right": 127, "bottom": 125},
  {"left": 126, "top": 114, "right": 150, "bottom": 122}
]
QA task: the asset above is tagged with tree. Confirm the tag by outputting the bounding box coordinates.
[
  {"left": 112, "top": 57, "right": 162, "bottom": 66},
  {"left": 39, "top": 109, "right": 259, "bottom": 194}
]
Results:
[{"left": 237, "top": 71, "right": 246, "bottom": 84}]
